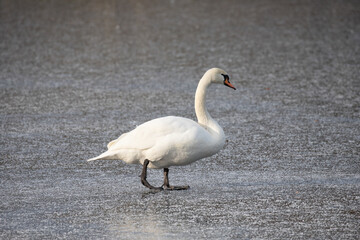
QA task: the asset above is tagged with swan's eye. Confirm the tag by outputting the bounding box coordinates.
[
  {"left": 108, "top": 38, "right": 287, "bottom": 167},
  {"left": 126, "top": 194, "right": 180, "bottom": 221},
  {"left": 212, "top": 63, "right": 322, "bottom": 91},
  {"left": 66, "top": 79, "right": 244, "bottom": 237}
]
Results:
[{"left": 221, "top": 74, "right": 229, "bottom": 81}]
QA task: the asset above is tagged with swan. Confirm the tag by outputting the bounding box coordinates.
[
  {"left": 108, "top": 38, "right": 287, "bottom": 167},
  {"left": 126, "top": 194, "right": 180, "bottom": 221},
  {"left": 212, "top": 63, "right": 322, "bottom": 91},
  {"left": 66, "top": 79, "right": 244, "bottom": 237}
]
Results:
[{"left": 87, "top": 68, "right": 236, "bottom": 190}]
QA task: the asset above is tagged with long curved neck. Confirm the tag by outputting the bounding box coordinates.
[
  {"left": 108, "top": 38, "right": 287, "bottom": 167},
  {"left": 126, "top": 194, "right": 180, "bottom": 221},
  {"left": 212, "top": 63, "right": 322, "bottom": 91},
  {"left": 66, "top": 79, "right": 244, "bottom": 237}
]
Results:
[
  {"left": 194, "top": 75, "right": 224, "bottom": 136},
  {"left": 195, "top": 77, "right": 211, "bottom": 126}
]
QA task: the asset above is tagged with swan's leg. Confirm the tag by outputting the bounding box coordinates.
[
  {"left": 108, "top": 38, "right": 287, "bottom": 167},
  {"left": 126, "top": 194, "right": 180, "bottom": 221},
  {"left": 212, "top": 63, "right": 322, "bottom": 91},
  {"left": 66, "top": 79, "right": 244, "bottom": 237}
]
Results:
[
  {"left": 163, "top": 168, "right": 190, "bottom": 190},
  {"left": 140, "top": 159, "right": 163, "bottom": 190},
  {"left": 163, "top": 168, "right": 170, "bottom": 188}
]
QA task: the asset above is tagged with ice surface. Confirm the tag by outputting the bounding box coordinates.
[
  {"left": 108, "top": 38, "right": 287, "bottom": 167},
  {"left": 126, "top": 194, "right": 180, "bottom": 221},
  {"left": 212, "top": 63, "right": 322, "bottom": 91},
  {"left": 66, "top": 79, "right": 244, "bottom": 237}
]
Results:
[{"left": 1, "top": 0, "right": 359, "bottom": 239}]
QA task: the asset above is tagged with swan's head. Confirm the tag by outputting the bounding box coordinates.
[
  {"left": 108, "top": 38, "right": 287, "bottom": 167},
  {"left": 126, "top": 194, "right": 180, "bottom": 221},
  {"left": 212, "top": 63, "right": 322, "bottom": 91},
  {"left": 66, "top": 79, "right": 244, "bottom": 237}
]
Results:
[{"left": 206, "top": 68, "right": 236, "bottom": 90}]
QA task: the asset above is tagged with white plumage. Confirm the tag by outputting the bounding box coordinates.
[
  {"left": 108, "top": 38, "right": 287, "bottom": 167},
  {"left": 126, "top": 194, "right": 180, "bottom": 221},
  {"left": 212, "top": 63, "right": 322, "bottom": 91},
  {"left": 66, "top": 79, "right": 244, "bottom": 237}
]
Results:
[{"left": 88, "top": 68, "right": 236, "bottom": 190}]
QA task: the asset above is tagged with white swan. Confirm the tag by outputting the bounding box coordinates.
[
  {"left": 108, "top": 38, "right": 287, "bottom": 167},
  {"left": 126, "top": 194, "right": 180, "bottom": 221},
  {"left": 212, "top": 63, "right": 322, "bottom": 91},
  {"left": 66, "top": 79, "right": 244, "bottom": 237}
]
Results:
[{"left": 88, "top": 68, "right": 236, "bottom": 190}]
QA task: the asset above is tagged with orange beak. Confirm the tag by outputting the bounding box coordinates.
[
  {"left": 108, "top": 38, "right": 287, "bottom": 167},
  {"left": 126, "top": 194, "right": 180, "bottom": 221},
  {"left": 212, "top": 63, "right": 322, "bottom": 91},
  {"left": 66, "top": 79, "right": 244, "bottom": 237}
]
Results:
[{"left": 224, "top": 78, "right": 236, "bottom": 90}]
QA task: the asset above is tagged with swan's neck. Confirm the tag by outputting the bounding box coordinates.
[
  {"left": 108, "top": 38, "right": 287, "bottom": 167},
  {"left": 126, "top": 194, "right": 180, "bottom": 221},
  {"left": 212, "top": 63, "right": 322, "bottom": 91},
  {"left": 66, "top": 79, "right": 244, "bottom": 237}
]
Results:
[{"left": 194, "top": 76, "right": 224, "bottom": 137}]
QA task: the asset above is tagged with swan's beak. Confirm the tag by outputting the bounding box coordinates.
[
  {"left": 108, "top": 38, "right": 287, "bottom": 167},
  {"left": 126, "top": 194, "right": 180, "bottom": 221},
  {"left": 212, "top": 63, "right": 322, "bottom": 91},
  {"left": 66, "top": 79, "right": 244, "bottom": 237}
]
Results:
[{"left": 224, "top": 78, "right": 236, "bottom": 90}]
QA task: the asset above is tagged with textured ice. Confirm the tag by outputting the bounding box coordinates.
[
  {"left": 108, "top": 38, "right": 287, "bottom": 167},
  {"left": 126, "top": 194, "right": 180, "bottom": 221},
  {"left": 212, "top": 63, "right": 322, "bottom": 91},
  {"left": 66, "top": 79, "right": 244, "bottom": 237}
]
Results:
[{"left": 1, "top": 0, "right": 359, "bottom": 239}]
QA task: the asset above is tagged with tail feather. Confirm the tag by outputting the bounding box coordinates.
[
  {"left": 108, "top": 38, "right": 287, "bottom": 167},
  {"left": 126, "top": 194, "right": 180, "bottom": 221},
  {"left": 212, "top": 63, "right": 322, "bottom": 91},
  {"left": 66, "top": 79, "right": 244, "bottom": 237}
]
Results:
[{"left": 87, "top": 151, "right": 114, "bottom": 161}]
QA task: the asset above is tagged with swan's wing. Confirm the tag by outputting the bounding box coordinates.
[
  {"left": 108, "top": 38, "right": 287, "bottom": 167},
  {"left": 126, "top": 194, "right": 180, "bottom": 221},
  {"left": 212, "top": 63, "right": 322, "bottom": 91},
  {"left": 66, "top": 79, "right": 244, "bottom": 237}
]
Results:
[
  {"left": 145, "top": 119, "right": 214, "bottom": 164},
  {"left": 107, "top": 116, "right": 203, "bottom": 152},
  {"left": 107, "top": 133, "right": 129, "bottom": 149}
]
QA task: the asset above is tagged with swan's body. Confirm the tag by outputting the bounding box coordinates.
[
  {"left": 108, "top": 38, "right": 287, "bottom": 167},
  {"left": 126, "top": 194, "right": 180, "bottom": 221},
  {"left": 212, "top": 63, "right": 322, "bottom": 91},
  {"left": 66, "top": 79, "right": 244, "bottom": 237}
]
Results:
[
  {"left": 90, "top": 116, "right": 224, "bottom": 169},
  {"left": 88, "top": 68, "right": 236, "bottom": 190}
]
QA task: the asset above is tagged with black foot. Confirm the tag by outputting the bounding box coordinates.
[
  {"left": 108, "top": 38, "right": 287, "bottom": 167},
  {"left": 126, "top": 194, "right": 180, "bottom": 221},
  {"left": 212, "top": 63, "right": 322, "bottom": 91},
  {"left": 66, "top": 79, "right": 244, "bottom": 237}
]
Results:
[
  {"left": 162, "top": 168, "right": 190, "bottom": 191},
  {"left": 141, "top": 179, "right": 163, "bottom": 191},
  {"left": 140, "top": 159, "right": 163, "bottom": 191},
  {"left": 140, "top": 161, "right": 190, "bottom": 191},
  {"left": 163, "top": 185, "right": 190, "bottom": 191}
]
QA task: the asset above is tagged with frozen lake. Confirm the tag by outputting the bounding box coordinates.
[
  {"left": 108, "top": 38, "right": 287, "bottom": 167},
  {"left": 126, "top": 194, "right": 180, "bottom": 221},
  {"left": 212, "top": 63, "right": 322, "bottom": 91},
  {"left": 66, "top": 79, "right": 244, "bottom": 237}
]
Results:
[{"left": 1, "top": 0, "right": 359, "bottom": 239}]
